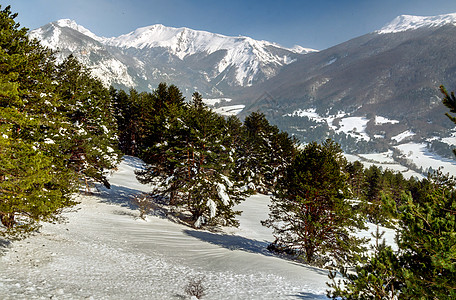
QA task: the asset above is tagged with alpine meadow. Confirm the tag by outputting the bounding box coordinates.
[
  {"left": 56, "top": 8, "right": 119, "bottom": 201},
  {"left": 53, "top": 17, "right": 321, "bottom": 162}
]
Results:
[{"left": 1, "top": 3, "right": 456, "bottom": 299}]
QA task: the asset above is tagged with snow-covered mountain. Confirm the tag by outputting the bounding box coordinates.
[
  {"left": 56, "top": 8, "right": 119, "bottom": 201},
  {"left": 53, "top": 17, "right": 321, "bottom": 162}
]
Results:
[
  {"left": 30, "top": 19, "right": 137, "bottom": 88},
  {"left": 377, "top": 12, "right": 456, "bottom": 34},
  {"left": 235, "top": 12, "right": 456, "bottom": 165},
  {"left": 30, "top": 20, "right": 316, "bottom": 97}
]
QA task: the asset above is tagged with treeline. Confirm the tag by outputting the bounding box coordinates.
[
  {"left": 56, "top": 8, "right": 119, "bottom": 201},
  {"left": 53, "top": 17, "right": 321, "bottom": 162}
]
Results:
[
  {"left": 427, "top": 139, "right": 455, "bottom": 159},
  {"left": 346, "top": 162, "right": 425, "bottom": 226},
  {"left": 273, "top": 114, "right": 391, "bottom": 154}
]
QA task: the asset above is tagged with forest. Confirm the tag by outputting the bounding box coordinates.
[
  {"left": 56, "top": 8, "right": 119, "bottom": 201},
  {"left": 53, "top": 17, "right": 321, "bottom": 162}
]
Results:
[{"left": 0, "top": 5, "right": 455, "bottom": 299}]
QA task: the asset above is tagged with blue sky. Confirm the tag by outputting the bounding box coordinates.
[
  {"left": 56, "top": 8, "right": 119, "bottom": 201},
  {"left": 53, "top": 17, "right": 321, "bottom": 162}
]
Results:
[{"left": 8, "top": 0, "right": 456, "bottom": 50}]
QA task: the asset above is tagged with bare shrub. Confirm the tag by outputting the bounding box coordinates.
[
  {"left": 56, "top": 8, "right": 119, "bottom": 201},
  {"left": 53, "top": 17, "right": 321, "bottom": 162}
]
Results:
[
  {"left": 184, "top": 275, "right": 206, "bottom": 299},
  {"left": 131, "top": 193, "right": 153, "bottom": 220}
]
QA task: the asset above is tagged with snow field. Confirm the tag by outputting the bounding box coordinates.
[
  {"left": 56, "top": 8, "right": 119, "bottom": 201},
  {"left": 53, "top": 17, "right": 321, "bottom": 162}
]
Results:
[
  {"left": 202, "top": 98, "right": 232, "bottom": 106},
  {"left": 0, "top": 157, "right": 329, "bottom": 299},
  {"left": 336, "top": 117, "right": 370, "bottom": 141},
  {"left": 213, "top": 104, "right": 245, "bottom": 116},
  {"left": 391, "top": 130, "right": 415, "bottom": 143},
  {"left": 0, "top": 156, "right": 407, "bottom": 299},
  {"left": 357, "top": 151, "right": 396, "bottom": 164},
  {"left": 344, "top": 153, "right": 423, "bottom": 180},
  {"left": 394, "top": 142, "right": 456, "bottom": 175}
]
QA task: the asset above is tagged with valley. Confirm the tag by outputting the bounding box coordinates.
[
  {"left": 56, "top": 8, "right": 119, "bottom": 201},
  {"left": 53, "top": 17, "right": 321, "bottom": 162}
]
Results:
[{"left": 29, "top": 13, "right": 456, "bottom": 177}]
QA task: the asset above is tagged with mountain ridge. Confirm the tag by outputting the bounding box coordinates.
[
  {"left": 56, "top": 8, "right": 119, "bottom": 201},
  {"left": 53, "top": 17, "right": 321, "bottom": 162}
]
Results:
[
  {"left": 29, "top": 20, "right": 316, "bottom": 95},
  {"left": 233, "top": 19, "right": 456, "bottom": 159},
  {"left": 377, "top": 12, "right": 456, "bottom": 34}
]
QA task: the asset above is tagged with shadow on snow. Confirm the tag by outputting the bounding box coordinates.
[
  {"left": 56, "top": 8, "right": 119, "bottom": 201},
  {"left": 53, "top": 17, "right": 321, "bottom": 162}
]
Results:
[
  {"left": 184, "top": 230, "right": 330, "bottom": 298},
  {"left": 121, "top": 155, "right": 147, "bottom": 170},
  {"left": 184, "top": 230, "right": 328, "bottom": 270},
  {"left": 95, "top": 184, "right": 142, "bottom": 211},
  {"left": 184, "top": 229, "right": 272, "bottom": 256},
  {"left": 292, "top": 292, "right": 327, "bottom": 299},
  {"left": 95, "top": 183, "right": 178, "bottom": 220}
]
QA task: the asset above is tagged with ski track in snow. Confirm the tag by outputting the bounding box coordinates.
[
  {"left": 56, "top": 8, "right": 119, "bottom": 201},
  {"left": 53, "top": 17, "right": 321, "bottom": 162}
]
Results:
[{"left": 0, "top": 156, "right": 329, "bottom": 300}]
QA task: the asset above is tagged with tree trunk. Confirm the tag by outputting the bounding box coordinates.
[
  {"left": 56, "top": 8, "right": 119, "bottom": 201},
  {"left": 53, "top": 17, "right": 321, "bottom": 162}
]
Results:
[
  {"left": 305, "top": 243, "right": 315, "bottom": 263},
  {"left": 1, "top": 213, "right": 15, "bottom": 229}
]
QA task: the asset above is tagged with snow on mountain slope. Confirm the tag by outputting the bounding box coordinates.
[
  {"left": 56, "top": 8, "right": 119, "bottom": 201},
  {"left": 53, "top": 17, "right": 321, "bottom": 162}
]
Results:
[
  {"left": 103, "top": 24, "right": 315, "bottom": 85},
  {"left": 377, "top": 12, "right": 456, "bottom": 34},
  {"left": 104, "top": 24, "right": 315, "bottom": 60},
  {"left": 30, "top": 19, "right": 105, "bottom": 49},
  {"left": 291, "top": 45, "right": 316, "bottom": 54},
  {"left": 29, "top": 20, "right": 136, "bottom": 88},
  {"left": 30, "top": 20, "right": 316, "bottom": 91},
  {"left": 56, "top": 19, "right": 105, "bottom": 42}
]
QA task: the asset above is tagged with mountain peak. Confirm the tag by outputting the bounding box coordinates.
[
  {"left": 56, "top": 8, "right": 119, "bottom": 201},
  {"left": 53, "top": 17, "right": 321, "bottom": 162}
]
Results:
[
  {"left": 53, "top": 19, "right": 103, "bottom": 41},
  {"left": 291, "top": 45, "right": 318, "bottom": 54},
  {"left": 377, "top": 12, "right": 456, "bottom": 34},
  {"left": 104, "top": 23, "right": 315, "bottom": 56}
]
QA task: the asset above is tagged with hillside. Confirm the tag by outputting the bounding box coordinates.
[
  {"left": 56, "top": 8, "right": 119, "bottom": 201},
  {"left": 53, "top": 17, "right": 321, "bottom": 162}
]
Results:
[
  {"left": 0, "top": 156, "right": 331, "bottom": 299},
  {"left": 233, "top": 15, "right": 456, "bottom": 160}
]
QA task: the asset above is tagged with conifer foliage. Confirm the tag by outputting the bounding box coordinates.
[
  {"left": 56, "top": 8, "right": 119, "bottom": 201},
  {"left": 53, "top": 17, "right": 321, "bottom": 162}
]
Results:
[
  {"left": 0, "top": 6, "right": 119, "bottom": 237},
  {"left": 236, "top": 112, "right": 296, "bottom": 193},
  {"left": 398, "top": 173, "right": 456, "bottom": 298},
  {"left": 327, "top": 238, "right": 402, "bottom": 299},
  {"left": 136, "top": 90, "right": 249, "bottom": 227},
  {"left": 112, "top": 87, "right": 296, "bottom": 227},
  {"left": 263, "top": 139, "right": 367, "bottom": 266},
  {"left": 328, "top": 88, "right": 456, "bottom": 298},
  {"left": 54, "top": 55, "right": 120, "bottom": 189},
  {"left": 328, "top": 172, "right": 456, "bottom": 299},
  {"left": 0, "top": 6, "right": 75, "bottom": 237}
]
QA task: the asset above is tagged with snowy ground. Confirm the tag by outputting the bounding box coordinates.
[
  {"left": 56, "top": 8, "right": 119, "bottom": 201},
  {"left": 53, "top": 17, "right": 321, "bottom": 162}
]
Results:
[
  {"left": 1, "top": 157, "right": 333, "bottom": 300},
  {"left": 213, "top": 104, "right": 245, "bottom": 116},
  {"left": 395, "top": 142, "right": 456, "bottom": 176},
  {"left": 345, "top": 152, "right": 424, "bottom": 179}
]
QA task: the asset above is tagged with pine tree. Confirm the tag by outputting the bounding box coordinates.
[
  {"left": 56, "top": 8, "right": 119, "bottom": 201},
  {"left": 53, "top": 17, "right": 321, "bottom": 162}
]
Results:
[
  {"left": 137, "top": 83, "right": 186, "bottom": 163},
  {"left": 237, "top": 111, "right": 295, "bottom": 193},
  {"left": 241, "top": 112, "right": 273, "bottom": 192},
  {"left": 397, "top": 173, "right": 456, "bottom": 298},
  {"left": 346, "top": 160, "right": 364, "bottom": 199},
  {"left": 327, "top": 240, "right": 401, "bottom": 299},
  {"left": 364, "top": 165, "right": 383, "bottom": 202},
  {"left": 359, "top": 165, "right": 400, "bottom": 227},
  {"left": 54, "top": 55, "right": 120, "bottom": 189},
  {"left": 111, "top": 87, "right": 140, "bottom": 155},
  {"left": 135, "top": 83, "right": 187, "bottom": 205},
  {"left": 137, "top": 90, "right": 249, "bottom": 227},
  {"left": 263, "top": 139, "right": 367, "bottom": 266},
  {"left": 0, "top": 5, "right": 77, "bottom": 237},
  {"left": 183, "top": 93, "right": 248, "bottom": 227}
]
